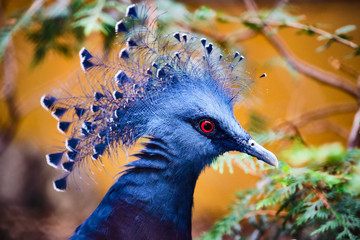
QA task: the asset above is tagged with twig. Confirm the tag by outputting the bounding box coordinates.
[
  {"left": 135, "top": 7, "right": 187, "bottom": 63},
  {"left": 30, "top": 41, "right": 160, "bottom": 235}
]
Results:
[
  {"left": 243, "top": 0, "right": 359, "bottom": 99},
  {"left": 285, "top": 21, "right": 358, "bottom": 50},
  {"left": 244, "top": 18, "right": 358, "bottom": 51},
  {"left": 313, "top": 188, "right": 331, "bottom": 210},
  {"left": 0, "top": 0, "right": 46, "bottom": 153},
  {"left": 0, "top": 40, "right": 19, "bottom": 155},
  {"left": 241, "top": 0, "right": 358, "bottom": 50},
  {"left": 273, "top": 120, "right": 309, "bottom": 145},
  {"left": 178, "top": 22, "right": 256, "bottom": 44}
]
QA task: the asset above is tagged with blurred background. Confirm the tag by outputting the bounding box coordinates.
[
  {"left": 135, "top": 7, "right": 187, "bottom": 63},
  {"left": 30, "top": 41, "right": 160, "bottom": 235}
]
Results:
[{"left": 0, "top": 0, "right": 359, "bottom": 239}]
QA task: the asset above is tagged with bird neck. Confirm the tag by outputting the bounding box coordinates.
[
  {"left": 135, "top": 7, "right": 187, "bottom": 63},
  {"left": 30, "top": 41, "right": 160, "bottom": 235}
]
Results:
[
  {"left": 122, "top": 137, "right": 203, "bottom": 229},
  {"left": 74, "top": 137, "right": 211, "bottom": 239},
  {"left": 113, "top": 137, "right": 207, "bottom": 238}
]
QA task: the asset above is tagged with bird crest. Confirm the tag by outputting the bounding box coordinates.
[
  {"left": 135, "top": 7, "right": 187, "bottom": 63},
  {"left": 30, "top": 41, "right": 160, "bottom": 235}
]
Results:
[{"left": 41, "top": 3, "right": 254, "bottom": 191}]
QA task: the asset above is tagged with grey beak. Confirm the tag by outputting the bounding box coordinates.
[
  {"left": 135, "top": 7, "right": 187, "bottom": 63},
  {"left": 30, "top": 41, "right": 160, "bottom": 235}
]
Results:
[{"left": 243, "top": 140, "right": 278, "bottom": 168}]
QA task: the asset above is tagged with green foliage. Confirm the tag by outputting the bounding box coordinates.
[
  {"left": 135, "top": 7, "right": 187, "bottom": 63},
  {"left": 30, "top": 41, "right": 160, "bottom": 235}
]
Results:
[
  {"left": 208, "top": 3, "right": 359, "bottom": 58},
  {"left": 0, "top": 2, "right": 40, "bottom": 59},
  {"left": 335, "top": 25, "right": 357, "bottom": 35},
  {"left": 194, "top": 6, "right": 216, "bottom": 21},
  {"left": 72, "top": 0, "right": 126, "bottom": 36},
  {"left": 201, "top": 142, "right": 360, "bottom": 240},
  {"left": 0, "top": 0, "right": 127, "bottom": 65}
]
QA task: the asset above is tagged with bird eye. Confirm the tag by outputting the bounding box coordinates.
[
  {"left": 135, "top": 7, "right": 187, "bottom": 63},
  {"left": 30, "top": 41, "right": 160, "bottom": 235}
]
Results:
[
  {"left": 249, "top": 139, "right": 256, "bottom": 147},
  {"left": 200, "top": 120, "right": 214, "bottom": 133}
]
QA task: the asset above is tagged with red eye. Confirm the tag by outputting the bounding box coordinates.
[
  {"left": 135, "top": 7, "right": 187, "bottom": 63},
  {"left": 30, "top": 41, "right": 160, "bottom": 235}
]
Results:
[{"left": 200, "top": 120, "right": 214, "bottom": 133}]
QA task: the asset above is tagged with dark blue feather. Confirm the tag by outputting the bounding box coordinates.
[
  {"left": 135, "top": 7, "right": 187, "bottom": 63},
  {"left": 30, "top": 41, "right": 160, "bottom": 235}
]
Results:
[
  {"left": 94, "top": 92, "right": 104, "bottom": 101},
  {"left": 66, "top": 138, "right": 79, "bottom": 151},
  {"left": 112, "top": 91, "right": 123, "bottom": 100},
  {"left": 94, "top": 143, "right": 106, "bottom": 156},
  {"left": 41, "top": 95, "right": 57, "bottom": 110},
  {"left": 119, "top": 49, "right": 129, "bottom": 59},
  {"left": 66, "top": 151, "right": 77, "bottom": 162},
  {"left": 91, "top": 105, "right": 100, "bottom": 112},
  {"left": 75, "top": 107, "right": 85, "bottom": 118},
  {"left": 46, "top": 152, "right": 63, "bottom": 168},
  {"left": 115, "top": 70, "right": 130, "bottom": 86},
  {"left": 115, "top": 20, "right": 128, "bottom": 33},
  {"left": 126, "top": 4, "right": 138, "bottom": 18},
  {"left": 58, "top": 121, "right": 71, "bottom": 133},
  {"left": 62, "top": 161, "right": 75, "bottom": 172},
  {"left": 173, "top": 32, "right": 181, "bottom": 42},
  {"left": 52, "top": 108, "right": 67, "bottom": 119},
  {"left": 79, "top": 48, "right": 94, "bottom": 71},
  {"left": 53, "top": 175, "right": 68, "bottom": 192}
]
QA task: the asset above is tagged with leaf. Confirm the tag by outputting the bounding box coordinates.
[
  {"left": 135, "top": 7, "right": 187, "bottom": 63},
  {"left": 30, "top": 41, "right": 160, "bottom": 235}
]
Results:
[
  {"left": 335, "top": 25, "right": 356, "bottom": 35},
  {"left": 243, "top": 21, "right": 262, "bottom": 31},
  {"left": 317, "top": 33, "right": 333, "bottom": 41},
  {"left": 297, "top": 26, "right": 315, "bottom": 36},
  {"left": 194, "top": 5, "right": 216, "bottom": 21},
  {"left": 0, "top": 27, "right": 12, "bottom": 58},
  {"left": 310, "top": 220, "right": 340, "bottom": 236},
  {"left": 216, "top": 16, "right": 230, "bottom": 23},
  {"left": 344, "top": 46, "right": 360, "bottom": 59},
  {"left": 316, "top": 40, "right": 333, "bottom": 52},
  {"left": 0, "top": 2, "right": 41, "bottom": 59},
  {"left": 72, "top": 0, "right": 120, "bottom": 36}
]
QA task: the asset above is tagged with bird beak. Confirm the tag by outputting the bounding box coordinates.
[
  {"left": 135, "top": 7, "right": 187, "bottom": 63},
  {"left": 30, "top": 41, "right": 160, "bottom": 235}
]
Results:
[{"left": 242, "top": 140, "right": 279, "bottom": 168}]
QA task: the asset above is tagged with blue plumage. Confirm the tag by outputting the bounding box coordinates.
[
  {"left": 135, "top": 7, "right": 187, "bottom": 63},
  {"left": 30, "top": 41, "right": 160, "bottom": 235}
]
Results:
[
  {"left": 58, "top": 121, "right": 71, "bottom": 133},
  {"left": 46, "top": 152, "right": 63, "bottom": 168},
  {"left": 41, "top": 3, "right": 278, "bottom": 239},
  {"left": 79, "top": 47, "right": 95, "bottom": 71}
]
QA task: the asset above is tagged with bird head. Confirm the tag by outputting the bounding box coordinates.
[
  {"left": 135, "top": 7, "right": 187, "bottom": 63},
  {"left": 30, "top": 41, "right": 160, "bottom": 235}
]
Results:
[
  {"left": 130, "top": 69, "right": 278, "bottom": 173},
  {"left": 41, "top": 3, "right": 277, "bottom": 191}
]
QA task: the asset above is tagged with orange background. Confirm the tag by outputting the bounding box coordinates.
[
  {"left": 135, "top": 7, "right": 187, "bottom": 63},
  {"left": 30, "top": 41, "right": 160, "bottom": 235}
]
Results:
[{"left": 1, "top": 0, "right": 359, "bottom": 238}]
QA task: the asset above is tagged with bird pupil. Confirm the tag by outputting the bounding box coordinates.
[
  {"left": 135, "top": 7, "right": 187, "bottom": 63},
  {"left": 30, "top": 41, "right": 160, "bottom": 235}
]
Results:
[{"left": 204, "top": 123, "right": 212, "bottom": 130}]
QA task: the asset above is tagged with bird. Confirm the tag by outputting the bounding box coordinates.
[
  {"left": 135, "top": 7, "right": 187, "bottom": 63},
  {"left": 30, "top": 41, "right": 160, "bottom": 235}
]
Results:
[{"left": 41, "top": 3, "right": 278, "bottom": 240}]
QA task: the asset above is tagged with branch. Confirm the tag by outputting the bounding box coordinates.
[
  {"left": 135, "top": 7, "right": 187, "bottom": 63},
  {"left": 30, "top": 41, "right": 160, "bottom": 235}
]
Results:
[
  {"left": 0, "top": 37, "right": 20, "bottom": 155},
  {"left": 292, "top": 103, "right": 356, "bottom": 127},
  {"left": 312, "top": 120, "right": 349, "bottom": 140},
  {"left": 243, "top": 0, "right": 359, "bottom": 99},
  {"left": 242, "top": 0, "right": 358, "bottom": 50},
  {"left": 178, "top": 22, "right": 256, "bottom": 44},
  {"left": 275, "top": 103, "right": 357, "bottom": 130},
  {"left": 328, "top": 58, "right": 360, "bottom": 148},
  {"left": 244, "top": 18, "right": 358, "bottom": 51}
]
